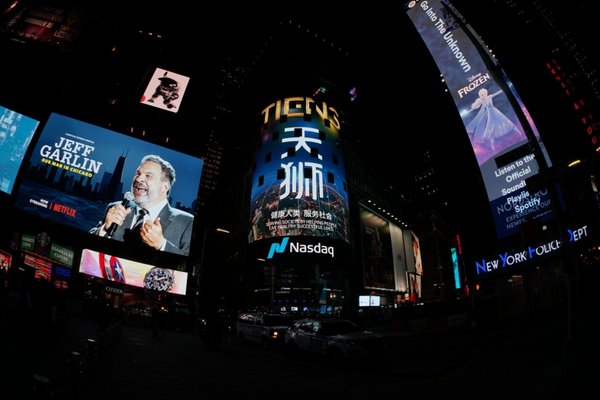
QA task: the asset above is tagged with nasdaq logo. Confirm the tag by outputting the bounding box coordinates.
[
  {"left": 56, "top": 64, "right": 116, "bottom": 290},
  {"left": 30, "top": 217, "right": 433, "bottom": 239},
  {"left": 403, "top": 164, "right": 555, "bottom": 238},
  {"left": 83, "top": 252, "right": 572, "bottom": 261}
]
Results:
[
  {"left": 266, "top": 237, "right": 334, "bottom": 259},
  {"left": 267, "top": 237, "right": 289, "bottom": 259}
]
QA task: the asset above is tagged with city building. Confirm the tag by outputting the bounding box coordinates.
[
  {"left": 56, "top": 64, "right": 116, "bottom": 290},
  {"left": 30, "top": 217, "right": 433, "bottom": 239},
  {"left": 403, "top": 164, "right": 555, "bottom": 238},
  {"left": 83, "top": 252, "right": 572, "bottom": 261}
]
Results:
[{"left": 0, "top": 0, "right": 598, "bottom": 328}]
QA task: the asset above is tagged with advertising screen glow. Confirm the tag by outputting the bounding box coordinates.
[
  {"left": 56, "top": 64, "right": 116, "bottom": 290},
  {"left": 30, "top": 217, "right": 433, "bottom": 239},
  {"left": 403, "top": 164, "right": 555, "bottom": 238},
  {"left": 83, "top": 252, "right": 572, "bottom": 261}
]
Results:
[
  {"left": 406, "top": 0, "right": 554, "bottom": 238},
  {"left": 14, "top": 113, "right": 203, "bottom": 256},
  {"left": 0, "top": 105, "right": 39, "bottom": 195},
  {"left": 360, "top": 204, "right": 422, "bottom": 293},
  {"left": 249, "top": 97, "right": 350, "bottom": 243}
]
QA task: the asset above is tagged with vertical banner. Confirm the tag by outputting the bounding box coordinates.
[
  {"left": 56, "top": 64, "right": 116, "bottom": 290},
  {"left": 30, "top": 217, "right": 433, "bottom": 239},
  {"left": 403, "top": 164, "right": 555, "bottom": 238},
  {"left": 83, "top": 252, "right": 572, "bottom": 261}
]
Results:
[
  {"left": 407, "top": 0, "right": 553, "bottom": 238},
  {"left": 80, "top": 249, "right": 188, "bottom": 295},
  {"left": 249, "top": 97, "right": 350, "bottom": 243},
  {"left": 14, "top": 113, "right": 203, "bottom": 257},
  {"left": 361, "top": 208, "right": 395, "bottom": 290},
  {"left": 0, "top": 105, "right": 39, "bottom": 195},
  {"left": 359, "top": 204, "right": 411, "bottom": 292},
  {"left": 49, "top": 243, "right": 75, "bottom": 267},
  {"left": 0, "top": 250, "right": 12, "bottom": 270}
]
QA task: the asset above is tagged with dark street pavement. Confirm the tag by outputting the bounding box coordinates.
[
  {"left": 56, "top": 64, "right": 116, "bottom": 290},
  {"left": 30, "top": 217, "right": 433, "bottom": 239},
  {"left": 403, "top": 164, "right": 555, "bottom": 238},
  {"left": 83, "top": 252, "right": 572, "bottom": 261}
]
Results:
[{"left": 2, "top": 300, "right": 596, "bottom": 399}]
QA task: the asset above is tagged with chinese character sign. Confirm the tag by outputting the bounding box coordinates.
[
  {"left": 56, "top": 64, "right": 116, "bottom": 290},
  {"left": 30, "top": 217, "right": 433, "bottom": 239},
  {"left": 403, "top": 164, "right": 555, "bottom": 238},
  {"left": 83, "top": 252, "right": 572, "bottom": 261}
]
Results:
[
  {"left": 0, "top": 105, "right": 39, "bottom": 195},
  {"left": 249, "top": 97, "right": 350, "bottom": 243}
]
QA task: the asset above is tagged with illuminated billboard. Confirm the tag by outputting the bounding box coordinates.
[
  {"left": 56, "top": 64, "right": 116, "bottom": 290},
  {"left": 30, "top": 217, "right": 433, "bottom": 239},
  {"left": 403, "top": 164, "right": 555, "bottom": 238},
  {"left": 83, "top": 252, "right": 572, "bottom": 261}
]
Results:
[
  {"left": 249, "top": 97, "right": 350, "bottom": 243},
  {"left": 0, "top": 249, "right": 12, "bottom": 270},
  {"left": 406, "top": 0, "right": 554, "bottom": 238},
  {"left": 359, "top": 204, "right": 421, "bottom": 293},
  {"left": 359, "top": 295, "right": 381, "bottom": 307},
  {"left": 140, "top": 68, "right": 190, "bottom": 113},
  {"left": 14, "top": 113, "right": 203, "bottom": 257},
  {"left": 0, "top": 105, "right": 39, "bottom": 195},
  {"left": 79, "top": 249, "right": 188, "bottom": 295}
]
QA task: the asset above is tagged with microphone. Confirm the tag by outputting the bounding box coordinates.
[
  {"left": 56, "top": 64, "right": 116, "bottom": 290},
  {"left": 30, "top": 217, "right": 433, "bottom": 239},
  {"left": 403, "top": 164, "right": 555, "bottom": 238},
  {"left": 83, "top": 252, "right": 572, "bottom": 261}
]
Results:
[{"left": 106, "top": 192, "right": 135, "bottom": 238}]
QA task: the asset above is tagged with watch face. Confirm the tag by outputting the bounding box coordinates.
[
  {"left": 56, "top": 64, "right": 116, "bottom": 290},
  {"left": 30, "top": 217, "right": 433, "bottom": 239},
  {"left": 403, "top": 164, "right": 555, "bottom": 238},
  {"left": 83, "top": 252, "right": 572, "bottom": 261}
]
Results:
[{"left": 144, "top": 268, "right": 174, "bottom": 292}]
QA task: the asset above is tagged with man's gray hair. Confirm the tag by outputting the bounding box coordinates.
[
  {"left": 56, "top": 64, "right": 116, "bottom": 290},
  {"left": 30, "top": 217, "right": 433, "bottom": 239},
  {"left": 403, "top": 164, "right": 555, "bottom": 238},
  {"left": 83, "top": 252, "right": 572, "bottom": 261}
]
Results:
[{"left": 141, "top": 154, "right": 176, "bottom": 194}]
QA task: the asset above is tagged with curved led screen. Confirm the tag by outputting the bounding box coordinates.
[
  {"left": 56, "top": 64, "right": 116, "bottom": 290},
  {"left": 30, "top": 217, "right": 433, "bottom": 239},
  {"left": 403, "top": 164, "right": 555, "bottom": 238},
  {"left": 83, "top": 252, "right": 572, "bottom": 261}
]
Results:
[
  {"left": 249, "top": 97, "right": 349, "bottom": 243},
  {"left": 80, "top": 248, "right": 188, "bottom": 295},
  {"left": 407, "top": 0, "right": 554, "bottom": 238}
]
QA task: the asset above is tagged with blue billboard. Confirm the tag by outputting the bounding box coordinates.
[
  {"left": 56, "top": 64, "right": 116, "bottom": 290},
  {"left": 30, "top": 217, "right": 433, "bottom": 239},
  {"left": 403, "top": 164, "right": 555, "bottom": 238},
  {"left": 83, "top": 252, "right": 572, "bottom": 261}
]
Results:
[
  {"left": 406, "top": 0, "right": 554, "bottom": 238},
  {"left": 249, "top": 97, "right": 350, "bottom": 243},
  {"left": 0, "top": 105, "right": 39, "bottom": 195}
]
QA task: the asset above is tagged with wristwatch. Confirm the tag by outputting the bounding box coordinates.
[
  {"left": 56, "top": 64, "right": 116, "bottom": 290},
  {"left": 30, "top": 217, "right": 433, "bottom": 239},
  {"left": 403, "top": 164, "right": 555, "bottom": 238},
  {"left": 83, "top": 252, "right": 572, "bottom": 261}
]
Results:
[{"left": 143, "top": 267, "right": 175, "bottom": 292}]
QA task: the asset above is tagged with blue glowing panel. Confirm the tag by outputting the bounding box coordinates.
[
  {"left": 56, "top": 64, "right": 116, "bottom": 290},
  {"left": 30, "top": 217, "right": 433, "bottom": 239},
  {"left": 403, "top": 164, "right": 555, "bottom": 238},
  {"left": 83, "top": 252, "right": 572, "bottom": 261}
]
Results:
[
  {"left": 0, "top": 105, "right": 39, "bottom": 195},
  {"left": 249, "top": 97, "right": 350, "bottom": 243},
  {"left": 407, "top": 0, "right": 553, "bottom": 238}
]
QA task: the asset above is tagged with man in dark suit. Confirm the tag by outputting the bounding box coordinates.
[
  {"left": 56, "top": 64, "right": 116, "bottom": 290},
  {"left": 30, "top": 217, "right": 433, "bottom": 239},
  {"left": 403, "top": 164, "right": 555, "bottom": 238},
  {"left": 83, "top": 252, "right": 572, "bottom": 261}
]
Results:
[{"left": 90, "top": 154, "right": 194, "bottom": 256}]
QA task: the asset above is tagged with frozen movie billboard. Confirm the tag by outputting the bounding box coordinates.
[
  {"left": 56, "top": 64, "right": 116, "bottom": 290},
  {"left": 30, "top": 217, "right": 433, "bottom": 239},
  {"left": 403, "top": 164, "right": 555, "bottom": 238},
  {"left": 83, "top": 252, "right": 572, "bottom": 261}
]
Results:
[
  {"left": 14, "top": 113, "right": 204, "bottom": 257},
  {"left": 249, "top": 96, "right": 350, "bottom": 243},
  {"left": 0, "top": 105, "right": 39, "bottom": 195},
  {"left": 406, "top": 0, "right": 553, "bottom": 238}
]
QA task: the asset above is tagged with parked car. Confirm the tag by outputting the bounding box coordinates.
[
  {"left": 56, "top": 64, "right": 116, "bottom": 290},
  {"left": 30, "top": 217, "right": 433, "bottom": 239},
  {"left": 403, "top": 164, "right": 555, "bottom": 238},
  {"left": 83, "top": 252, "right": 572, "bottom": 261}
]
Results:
[
  {"left": 285, "top": 318, "right": 386, "bottom": 360},
  {"left": 235, "top": 312, "right": 294, "bottom": 348}
]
